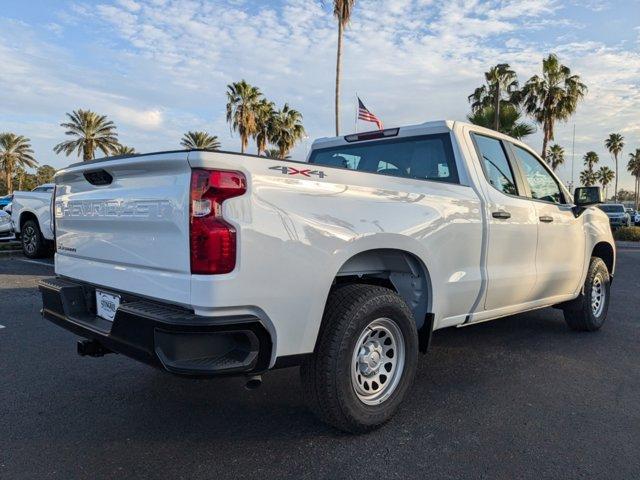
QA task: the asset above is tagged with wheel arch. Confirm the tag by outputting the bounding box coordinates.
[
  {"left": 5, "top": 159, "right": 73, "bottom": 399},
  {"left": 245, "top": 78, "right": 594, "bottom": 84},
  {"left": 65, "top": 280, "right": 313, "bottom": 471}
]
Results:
[
  {"left": 18, "top": 210, "right": 39, "bottom": 232},
  {"left": 320, "top": 247, "right": 435, "bottom": 353},
  {"left": 334, "top": 248, "right": 432, "bottom": 323},
  {"left": 592, "top": 241, "right": 615, "bottom": 277}
]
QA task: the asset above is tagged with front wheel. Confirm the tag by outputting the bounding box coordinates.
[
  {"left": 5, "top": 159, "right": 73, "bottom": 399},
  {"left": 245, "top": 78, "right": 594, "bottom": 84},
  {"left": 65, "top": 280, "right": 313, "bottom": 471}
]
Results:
[
  {"left": 300, "top": 284, "right": 419, "bottom": 433},
  {"left": 563, "top": 257, "right": 610, "bottom": 331}
]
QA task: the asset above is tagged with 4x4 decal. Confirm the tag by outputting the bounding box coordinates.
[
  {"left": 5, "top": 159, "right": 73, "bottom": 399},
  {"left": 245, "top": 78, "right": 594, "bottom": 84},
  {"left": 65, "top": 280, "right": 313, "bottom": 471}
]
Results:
[{"left": 269, "top": 165, "right": 327, "bottom": 179}]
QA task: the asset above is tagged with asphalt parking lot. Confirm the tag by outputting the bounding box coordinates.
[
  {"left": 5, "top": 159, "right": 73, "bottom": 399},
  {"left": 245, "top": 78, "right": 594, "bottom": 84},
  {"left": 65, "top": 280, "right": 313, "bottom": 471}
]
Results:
[{"left": 1, "top": 250, "right": 639, "bottom": 479}]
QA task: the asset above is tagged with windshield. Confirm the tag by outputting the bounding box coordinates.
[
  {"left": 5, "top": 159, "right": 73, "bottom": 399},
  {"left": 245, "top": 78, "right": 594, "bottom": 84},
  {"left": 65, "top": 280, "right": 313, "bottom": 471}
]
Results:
[
  {"left": 308, "top": 134, "right": 459, "bottom": 184},
  {"left": 599, "top": 205, "right": 625, "bottom": 213}
]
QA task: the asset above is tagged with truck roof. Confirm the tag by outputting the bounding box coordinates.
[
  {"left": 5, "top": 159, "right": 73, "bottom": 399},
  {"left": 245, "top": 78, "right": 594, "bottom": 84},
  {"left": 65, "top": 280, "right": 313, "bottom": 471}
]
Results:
[{"left": 310, "top": 120, "right": 456, "bottom": 151}]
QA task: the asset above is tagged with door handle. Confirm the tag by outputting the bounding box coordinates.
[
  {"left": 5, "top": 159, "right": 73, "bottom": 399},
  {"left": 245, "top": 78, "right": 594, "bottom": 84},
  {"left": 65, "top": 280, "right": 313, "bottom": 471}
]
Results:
[
  {"left": 539, "top": 215, "right": 554, "bottom": 223},
  {"left": 492, "top": 211, "right": 511, "bottom": 219}
]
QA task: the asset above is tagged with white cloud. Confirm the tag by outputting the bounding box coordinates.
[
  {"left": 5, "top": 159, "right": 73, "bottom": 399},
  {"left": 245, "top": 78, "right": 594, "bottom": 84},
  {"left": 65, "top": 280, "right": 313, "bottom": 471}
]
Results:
[
  {"left": 117, "top": 0, "right": 142, "bottom": 12},
  {"left": 111, "top": 107, "right": 164, "bottom": 130}
]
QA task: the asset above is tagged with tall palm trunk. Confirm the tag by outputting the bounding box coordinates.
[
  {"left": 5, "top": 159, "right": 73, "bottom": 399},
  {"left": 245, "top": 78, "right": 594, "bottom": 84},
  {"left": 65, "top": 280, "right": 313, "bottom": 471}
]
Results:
[
  {"left": 541, "top": 119, "right": 551, "bottom": 160},
  {"left": 6, "top": 163, "right": 13, "bottom": 194},
  {"left": 335, "top": 21, "right": 343, "bottom": 136},
  {"left": 83, "top": 141, "right": 93, "bottom": 161},
  {"left": 494, "top": 85, "right": 500, "bottom": 131},
  {"left": 613, "top": 153, "right": 619, "bottom": 202}
]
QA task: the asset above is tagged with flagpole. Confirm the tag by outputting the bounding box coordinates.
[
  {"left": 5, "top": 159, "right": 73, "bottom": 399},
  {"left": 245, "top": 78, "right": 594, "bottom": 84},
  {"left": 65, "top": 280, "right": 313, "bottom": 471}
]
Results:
[
  {"left": 571, "top": 123, "right": 576, "bottom": 189},
  {"left": 355, "top": 92, "right": 358, "bottom": 133}
]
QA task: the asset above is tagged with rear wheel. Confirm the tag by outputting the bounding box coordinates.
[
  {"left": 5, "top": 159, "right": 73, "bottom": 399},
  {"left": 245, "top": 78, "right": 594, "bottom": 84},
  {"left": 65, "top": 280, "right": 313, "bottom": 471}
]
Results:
[
  {"left": 300, "top": 284, "right": 419, "bottom": 433},
  {"left": 21, "top": 219, "right": 49, "bottom": 259},
  {"left": 563, "top": 257, "right": 610, "bottom": 332}
]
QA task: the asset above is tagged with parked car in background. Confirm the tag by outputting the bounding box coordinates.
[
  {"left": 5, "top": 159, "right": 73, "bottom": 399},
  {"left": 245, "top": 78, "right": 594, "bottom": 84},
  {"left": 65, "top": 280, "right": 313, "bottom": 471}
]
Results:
[
  {"left": 634, "top": 211, "right": 640, "bottom": 226},
  {"left": 39, "top": 121, "right": 615, "bottom": 433},
  {"left": 598, "top": 204, "right": 631, "bottom": 229},
  {"left": 0, "top": 194, "right": 13, "bottom": 210},
  {"left": 0, "top": 210, "right": 14, "bottom": 241},
  {"left": 11, "top": 183, "right": 55, "bottom": 258},
  {"left": 625, "top": 208, "right": 635, "bottom": 223}
]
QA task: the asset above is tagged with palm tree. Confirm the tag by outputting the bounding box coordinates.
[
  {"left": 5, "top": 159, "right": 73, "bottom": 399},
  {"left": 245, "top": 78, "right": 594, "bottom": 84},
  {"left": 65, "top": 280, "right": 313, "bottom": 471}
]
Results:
[
  {"left": 180, "top": 131, "right": 221, "bottom": 151},
  {"left": 519, "top": 54, "right": 587, "bottom": 160},
  {"left": 270, "top": 104, "right": 306, "bottom": 159},
  {"left": 112, "top": 144, "right": 136, "bottom": 156},
  {"left": 468, "top": 63, "right": 519, "bottom": 131},
  {"left": 333, "top": 0, "right": 356, "bottom": 136},
  {"left": 605, "top": 133, "right": 624, "bottom": 202},
  {"left": 264, "top": 148, "right": 291, "bottom": 160},
  {"left": 579, "top": 169, "right": 597, "bottom": 187},
  {"left": 35, "top": 165, "right": 57, "bottom": 185},
  {"left": 0, "top": 133, "right": 38, "bottom": 193},
  {"left": 628, "top": 149, "right": 640, "bottom": 209},
  {"left": 226, "top": 80, "right": 262, "bottom": 153},
  {"left": 53, "top": 109, "right": 119, "bottom": 161},
  {"left": 583, "top": 151, "right": 599, "bottom": 172},
  {"left": 596, "top": 166, "right": 615, "bottom": 198},
  {"left": 546, "top": 144, "right": 565, "bottom": 171},
  {"left": 254, "top": 99, "right": 275, "bottom": 156},
  {"left": 467, "top": 103, "right": 534, "bottom": 139}
]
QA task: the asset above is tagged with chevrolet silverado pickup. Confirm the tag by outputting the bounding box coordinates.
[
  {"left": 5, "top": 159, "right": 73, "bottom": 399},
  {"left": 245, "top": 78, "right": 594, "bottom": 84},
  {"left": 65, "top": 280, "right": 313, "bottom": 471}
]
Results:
[
  {"left": 39, "top": 121, "right": 615, "bottom": 433},
  {"left": 11, "top": 183, "right": 55, "bottom": 257}
]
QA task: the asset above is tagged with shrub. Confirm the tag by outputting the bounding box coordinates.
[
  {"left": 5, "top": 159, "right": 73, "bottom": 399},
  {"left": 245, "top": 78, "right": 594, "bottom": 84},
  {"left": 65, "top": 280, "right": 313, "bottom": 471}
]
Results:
[{"left": 614, "top": 226, "right": 640, "bottom": 242}]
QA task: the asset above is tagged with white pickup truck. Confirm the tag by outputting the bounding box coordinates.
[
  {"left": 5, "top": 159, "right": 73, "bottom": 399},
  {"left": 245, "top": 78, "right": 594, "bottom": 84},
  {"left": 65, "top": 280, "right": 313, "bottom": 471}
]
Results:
[
  {"left": 11, "top": 183, "right": 55, "bottom": 258},
  {"left": 39, "top": 121, "right": 614, "bottom": 433}
]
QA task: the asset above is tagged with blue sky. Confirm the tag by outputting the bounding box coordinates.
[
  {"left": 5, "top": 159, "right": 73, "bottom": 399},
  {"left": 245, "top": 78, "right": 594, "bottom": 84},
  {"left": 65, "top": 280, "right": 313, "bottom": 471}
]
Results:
[{"left": 1, "top": 0, "right": 639, "bottom": 189}]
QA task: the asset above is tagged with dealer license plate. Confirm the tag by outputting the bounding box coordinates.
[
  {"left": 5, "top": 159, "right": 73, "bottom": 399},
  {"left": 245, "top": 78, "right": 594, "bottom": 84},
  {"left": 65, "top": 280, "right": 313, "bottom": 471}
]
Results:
[{"left": 96, "top": 290, "right": 121, "bottom": 322}]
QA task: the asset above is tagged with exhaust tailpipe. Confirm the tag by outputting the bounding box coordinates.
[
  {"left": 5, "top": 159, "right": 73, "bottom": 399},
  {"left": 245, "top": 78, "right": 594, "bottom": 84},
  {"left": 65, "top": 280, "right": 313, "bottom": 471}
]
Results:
[{"left": 245, "top": 375, "right": 262, "bottom": 390}]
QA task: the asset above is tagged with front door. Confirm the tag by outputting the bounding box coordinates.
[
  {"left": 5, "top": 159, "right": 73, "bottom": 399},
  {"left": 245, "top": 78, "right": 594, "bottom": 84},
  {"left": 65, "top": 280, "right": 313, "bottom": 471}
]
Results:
[
  {"left": 509, "top": 144, "right": 586, "bottom": 298},
  {"left": 471, "top": 134, "right": 538, "bottom": 311}
]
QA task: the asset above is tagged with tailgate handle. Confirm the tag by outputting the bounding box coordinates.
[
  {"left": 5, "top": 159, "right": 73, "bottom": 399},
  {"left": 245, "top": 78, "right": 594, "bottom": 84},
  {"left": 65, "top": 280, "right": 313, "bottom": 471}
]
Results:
[{"left": 84, "top": 169, "right": 113, "bottom": 186}]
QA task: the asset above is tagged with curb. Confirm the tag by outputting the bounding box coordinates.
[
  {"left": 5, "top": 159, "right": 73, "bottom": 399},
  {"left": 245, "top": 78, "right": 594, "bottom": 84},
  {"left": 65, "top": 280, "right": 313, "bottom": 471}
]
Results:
[
  {"left": 0, "top": 250, "right": 23, "bottom": 256},
  {"left": 615, "top": 241, "right": 640, "bottom": 250}
]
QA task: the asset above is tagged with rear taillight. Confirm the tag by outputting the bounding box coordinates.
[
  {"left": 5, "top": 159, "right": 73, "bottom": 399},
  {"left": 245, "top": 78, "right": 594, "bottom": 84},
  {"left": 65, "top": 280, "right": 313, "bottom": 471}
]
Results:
[{"left": 190, "top": 169, "right": 246, "bottom": 275}]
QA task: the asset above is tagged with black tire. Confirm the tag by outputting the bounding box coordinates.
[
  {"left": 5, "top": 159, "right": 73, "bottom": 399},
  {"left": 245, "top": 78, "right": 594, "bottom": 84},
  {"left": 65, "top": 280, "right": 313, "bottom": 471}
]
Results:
[
  {"left": 300, "top": 284, "right": 419, "bottom": 433},
  {"left": 563, "top": 257, "right": 610, "bottom": 332},
  {"left": 21, "top": 219, "right": 49, "bottom": 259}
]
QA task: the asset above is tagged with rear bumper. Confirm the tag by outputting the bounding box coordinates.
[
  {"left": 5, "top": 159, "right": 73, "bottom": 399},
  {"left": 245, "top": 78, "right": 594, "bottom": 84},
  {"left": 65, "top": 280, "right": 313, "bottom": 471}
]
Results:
[{"left": 39, "top": 277, "right": 272, "bottom": 377}]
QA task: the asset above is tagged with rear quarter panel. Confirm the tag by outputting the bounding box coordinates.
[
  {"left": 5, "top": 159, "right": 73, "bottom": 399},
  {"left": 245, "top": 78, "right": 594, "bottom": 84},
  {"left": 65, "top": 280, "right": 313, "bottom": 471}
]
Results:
[{"left": 188, "top": 150, "right": 483, "bottom": 358}]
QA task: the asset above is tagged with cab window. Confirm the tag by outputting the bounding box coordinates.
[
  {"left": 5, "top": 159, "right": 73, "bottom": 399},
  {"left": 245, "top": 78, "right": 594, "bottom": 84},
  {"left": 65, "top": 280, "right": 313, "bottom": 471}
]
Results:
[
  {"left": 472, "top": 134, "right": 517, "bottom": 196},
  {"left": 512, "top": 145, "right": 564, "bottom": 204},
  {"left": 309, "top": 133, "right": 459, "bottom": 184}
]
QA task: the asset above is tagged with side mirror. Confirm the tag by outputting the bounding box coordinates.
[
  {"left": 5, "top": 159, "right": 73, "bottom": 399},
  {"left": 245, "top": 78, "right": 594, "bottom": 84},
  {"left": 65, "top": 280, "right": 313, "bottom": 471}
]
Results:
[{"left": 574, "top": 186, "right": 604, "bottom": 207}]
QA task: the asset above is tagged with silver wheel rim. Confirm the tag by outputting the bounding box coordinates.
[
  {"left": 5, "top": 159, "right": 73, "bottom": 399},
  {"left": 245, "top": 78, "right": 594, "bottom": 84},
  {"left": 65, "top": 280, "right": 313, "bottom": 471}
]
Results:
[
  {"left": 591, "top": 274, "right": 605, "bottom": 317},
  {"left": 351, "top": 318, "right": 405, "bottom": 406},
  {"left": 23, "top": 226, "right": 37, "bottom": 254}
]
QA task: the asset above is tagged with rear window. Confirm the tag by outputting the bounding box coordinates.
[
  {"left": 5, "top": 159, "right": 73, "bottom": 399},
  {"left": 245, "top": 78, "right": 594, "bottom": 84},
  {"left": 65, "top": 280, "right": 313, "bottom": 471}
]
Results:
[
  {"left": 308, "top": 134, "right": 459, "bottom": 184},
  {"left": 599, "top": 205, "right": 625, "bottom": 213}
]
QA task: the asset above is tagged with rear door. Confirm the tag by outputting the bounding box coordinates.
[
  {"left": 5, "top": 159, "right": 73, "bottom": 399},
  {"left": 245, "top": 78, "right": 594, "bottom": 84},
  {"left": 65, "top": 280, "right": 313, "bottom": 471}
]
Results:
[
  {"left": 508, "top": 144, "right": 585, "bottom": 298},
  {"left": 470, "top": 133, "right": 538, "bottom": 311}
]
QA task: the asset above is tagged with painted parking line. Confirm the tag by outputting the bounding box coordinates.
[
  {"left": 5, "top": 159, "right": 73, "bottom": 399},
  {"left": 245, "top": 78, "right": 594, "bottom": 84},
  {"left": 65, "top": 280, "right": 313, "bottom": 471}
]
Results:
[
  {"left": 16, "top": 258, "right": 54, "bottom": 267},
  {"left": 0, "top": 325, "right": 5, "bottom": 329}
]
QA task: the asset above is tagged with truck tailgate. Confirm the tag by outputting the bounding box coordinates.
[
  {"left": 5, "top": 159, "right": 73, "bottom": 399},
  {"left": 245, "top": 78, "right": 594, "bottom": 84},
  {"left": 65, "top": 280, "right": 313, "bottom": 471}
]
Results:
[{"left": 54, "top": 153, "right": 192, "bottom": 306}]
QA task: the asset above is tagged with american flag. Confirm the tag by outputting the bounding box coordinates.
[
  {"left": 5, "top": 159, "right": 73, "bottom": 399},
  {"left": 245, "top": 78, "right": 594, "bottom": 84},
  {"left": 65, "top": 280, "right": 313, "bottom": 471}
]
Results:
[{"left": 358, "top": 97, "right": 383, "bottom": 130}]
